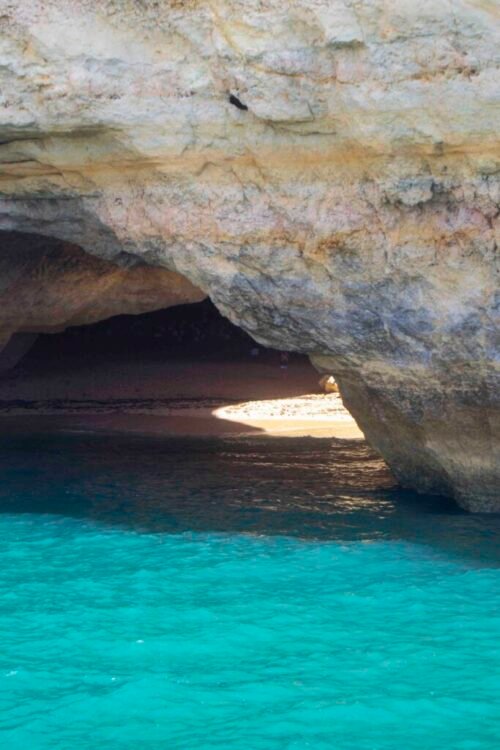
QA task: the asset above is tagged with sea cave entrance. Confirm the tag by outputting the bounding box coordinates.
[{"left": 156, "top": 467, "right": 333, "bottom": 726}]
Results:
[
  {"left": 0, "top": 298, "right": 359, "bottom": 438},
  {"left": 0, "top": 230, "right": 358, "bottom": 437}
]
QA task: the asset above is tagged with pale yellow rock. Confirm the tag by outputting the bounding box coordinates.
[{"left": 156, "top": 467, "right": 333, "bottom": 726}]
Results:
[
  {"left": 0, "top": 0, "right": 498, "bottom": 510},
  {"left": 0, "top": 232, "right": 205, "bottom": 349},
  {"left": 319, "top": 375, "right": 339, "bottom": 394}
]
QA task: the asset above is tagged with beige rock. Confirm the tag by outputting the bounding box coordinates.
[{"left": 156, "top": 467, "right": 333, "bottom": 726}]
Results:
[
  {"left": 0, "top": 232, "right": 205, "bottom": 345},
  {"left": 319, "top": 375, "right": 339, "bottom": 394},
  {"left": 0, "top": 0, "right": 498, "bottom": 510}
]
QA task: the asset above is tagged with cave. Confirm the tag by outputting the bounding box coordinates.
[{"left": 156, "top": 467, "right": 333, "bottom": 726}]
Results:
[
  {"left": 0, "top": 220, "right": 497, "bottom": 510},
  {"left": 2, "top": 298, "right": 324, "bottom": 406},
  {"left": 0, "top": 0, "right": 497, "bottom": 515},
  {"left": 0, "top": 0, "right": 500, "bottom": 750},
  {"left": 0, "top": 5, "right": 499, "bottom": 745},
  {"left": 0, "top": 230, "right": 356, "bottom": 439}
]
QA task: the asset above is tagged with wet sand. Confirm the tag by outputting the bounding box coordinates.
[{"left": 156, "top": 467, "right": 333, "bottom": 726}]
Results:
[{"left": 0, "top": 354, "right": 363, "bottom": 439}]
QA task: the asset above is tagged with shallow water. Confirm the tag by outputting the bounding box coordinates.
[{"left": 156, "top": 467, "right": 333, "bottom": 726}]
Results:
[{"left": 0, "top": 433, "right": 499, "bottom": 749}]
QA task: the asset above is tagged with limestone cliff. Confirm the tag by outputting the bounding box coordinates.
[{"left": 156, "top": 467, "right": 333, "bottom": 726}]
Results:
[{"left": 0, "top": 1, "right": 498, "bottom": 510}]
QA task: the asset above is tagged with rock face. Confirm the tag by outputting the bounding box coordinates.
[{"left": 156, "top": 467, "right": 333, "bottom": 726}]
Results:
[
  {"left": 0, "top": 0, "right": 498, "bottom": 510},
  {"left": 0, "top": 231, "right": 206, "bottom": 351}
]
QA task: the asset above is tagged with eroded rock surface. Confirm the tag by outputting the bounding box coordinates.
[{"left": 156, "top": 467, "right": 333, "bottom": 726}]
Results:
[
  {"left": 0, "top": 231, "right": 205, "bottom": 350},
  {"left": 0, "top": 1, "right": 498, "bottom": 509}
]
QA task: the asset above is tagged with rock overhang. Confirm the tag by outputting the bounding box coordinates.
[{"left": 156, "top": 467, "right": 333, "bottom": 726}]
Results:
[{"left": 0, "top": 0, "right": 498, "bottom": 510}]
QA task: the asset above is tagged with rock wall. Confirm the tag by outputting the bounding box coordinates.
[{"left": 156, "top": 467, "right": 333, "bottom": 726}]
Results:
[
  {"left": 0, "top": 1, "right": 498, "bottom": 510},
  {"left": 0, "top": 231, "right": 205, "bottom": 352}
]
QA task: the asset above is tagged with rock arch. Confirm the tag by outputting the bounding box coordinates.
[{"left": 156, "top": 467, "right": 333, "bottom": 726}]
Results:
[{"left": 0, "top": 0, "right": 498, "bottom": 510}]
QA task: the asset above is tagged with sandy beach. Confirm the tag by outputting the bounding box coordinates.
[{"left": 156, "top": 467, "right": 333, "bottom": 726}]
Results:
[{"left": 0, "top": 353, "right": 363, "bottom": 439}]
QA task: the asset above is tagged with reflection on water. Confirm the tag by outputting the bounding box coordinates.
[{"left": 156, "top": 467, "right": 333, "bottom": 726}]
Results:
[
  {"left": 1, "top": 431, "right": 499, "bottom": 749},
  {"left": 0, "top": 432, "right": 498, "bottom": 565}
]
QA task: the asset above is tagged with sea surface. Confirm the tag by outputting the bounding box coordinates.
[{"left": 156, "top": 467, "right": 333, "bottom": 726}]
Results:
[{"left": 0, "top": 432, "right": 499, "bottom": 749}]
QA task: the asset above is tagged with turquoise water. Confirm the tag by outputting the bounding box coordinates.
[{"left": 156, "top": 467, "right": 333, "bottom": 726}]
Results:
[{"left": 0, "top": 433, "right": 499, "bottom": 749}]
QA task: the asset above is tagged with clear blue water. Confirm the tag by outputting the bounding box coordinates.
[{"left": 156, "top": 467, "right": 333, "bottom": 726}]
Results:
[{"left": 0, "top": 432, "right": 499, "bottom": 749}]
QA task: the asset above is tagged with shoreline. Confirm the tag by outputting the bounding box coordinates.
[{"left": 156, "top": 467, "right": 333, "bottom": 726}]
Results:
[
  {"left": 0, "top": 356, "right": 363, "bottom": 439},
  {"left": 0, "top": 394, "right": 363, "bottom": 439}
]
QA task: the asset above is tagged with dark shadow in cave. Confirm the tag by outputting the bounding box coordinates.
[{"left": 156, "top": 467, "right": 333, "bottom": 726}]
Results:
[
  {"left": 0, "top": 298, "right": 324, "bottom": 407},
  {"left": 0, "top": 228, "right": 355, "bottom": 441}
]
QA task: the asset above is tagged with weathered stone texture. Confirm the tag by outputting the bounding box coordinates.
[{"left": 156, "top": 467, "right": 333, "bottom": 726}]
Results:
[
  {"left": 0, "top": 231, "right": 205, "bottom": 349},
  {"left": 0, "top": 1, "right": 498, "bottom": 509}
]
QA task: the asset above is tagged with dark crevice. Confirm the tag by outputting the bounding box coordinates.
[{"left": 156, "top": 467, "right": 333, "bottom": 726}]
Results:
[{"left": 228, "top": 94, "right": 248, "bottom": 111}]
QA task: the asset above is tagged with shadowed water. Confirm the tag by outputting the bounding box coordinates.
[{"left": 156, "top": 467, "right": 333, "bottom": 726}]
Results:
[{"left": 0, "top": 432, "right": 499, "bottom": 749}]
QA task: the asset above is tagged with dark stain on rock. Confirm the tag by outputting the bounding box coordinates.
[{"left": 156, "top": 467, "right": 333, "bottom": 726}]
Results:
[{"left": 228, "top": 94, "right": 248, "bottom": 111}]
